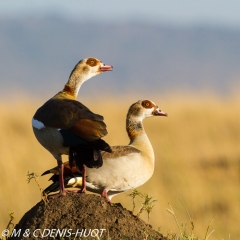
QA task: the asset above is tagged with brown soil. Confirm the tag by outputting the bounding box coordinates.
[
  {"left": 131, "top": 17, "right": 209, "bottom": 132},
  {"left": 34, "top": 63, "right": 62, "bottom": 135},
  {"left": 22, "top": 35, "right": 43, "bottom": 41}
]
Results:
[{"left": 10, "top": 193, "right": 166, "bottom": 240}]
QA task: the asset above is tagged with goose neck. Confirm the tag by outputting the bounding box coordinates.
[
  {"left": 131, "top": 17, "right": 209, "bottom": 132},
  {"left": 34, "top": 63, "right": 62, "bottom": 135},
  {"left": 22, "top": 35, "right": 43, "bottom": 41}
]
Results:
[{"left": 126, "top": 117, "right": 144, "bottom": 141}]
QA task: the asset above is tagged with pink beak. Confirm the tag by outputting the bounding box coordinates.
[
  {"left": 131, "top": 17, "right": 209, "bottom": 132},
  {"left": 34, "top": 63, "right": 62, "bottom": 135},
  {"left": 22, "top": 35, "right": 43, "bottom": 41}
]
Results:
[
  {"left": 153, "top": 108, "right": 168, "bottom": 117},
  {"left": 100, "top": 64, "right": 113, "bottom": 72}
]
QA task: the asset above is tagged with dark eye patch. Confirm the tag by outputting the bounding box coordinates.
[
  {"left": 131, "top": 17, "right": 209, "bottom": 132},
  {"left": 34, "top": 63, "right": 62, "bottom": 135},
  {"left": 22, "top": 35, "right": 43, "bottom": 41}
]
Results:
[
  {"left": 86, "top": 58, "right": 97, "bottom": 67},
  {"left": 142, "top": 100, "right": 154, "bottom": 109}
]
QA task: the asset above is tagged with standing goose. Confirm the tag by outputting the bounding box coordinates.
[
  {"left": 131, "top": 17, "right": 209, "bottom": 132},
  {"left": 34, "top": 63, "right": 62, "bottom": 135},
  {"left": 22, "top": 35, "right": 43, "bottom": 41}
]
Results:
[
  {"left": 32, "top": 57, "right": 113, "bottom": 198},
  {"left": 42, "top": 100, "right": 167, "bottom": 201}
]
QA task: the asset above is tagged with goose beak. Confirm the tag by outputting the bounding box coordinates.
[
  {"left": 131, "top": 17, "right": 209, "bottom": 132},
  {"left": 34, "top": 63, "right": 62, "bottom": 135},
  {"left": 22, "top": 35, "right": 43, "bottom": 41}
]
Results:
[
  {"left": 153, "top": 108, "right": 168, "bottom": 117},
  {"left": 99, "top": 64, "right": 113, "bottom": 72}
]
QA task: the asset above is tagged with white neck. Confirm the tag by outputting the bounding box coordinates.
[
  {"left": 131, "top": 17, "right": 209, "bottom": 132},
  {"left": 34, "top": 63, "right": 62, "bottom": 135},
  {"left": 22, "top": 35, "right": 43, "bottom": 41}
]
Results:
[
  {"left": 67, "top": 71, "right": 94, "bottom": 97},
  {"left": 129, "top": 131, "right": 155, "bottom": 161}
]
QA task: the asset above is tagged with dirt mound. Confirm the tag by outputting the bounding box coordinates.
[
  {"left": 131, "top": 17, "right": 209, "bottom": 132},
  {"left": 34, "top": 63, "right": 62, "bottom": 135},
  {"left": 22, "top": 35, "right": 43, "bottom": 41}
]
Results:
[{"left": 11, "top": 193, "right": 165, "bottom": 240}]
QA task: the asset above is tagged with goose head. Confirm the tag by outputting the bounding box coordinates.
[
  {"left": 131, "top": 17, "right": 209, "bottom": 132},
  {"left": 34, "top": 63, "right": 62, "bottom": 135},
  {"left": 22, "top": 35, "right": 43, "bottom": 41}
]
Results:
[
  {"left": 69, "top": 57, "right": 112, "bottom": 82},
  {"left": 66, "top": 57, "right": 113, "bottom": 97},
  {"left": 128, "top": 100, "right": 168, "bottom": 121}
]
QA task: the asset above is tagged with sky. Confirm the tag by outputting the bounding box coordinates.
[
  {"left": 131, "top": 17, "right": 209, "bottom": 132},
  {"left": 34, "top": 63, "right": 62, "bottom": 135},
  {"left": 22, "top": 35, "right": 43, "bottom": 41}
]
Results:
[{"left": 1, "top": 0, "right": 240, "bottom": 28}]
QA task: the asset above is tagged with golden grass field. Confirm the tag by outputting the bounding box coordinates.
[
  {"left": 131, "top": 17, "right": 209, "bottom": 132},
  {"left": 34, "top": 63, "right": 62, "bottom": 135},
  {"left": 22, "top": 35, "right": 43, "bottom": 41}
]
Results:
[{"left": 0, "top": 92, "right": 239, "bottom": 239}]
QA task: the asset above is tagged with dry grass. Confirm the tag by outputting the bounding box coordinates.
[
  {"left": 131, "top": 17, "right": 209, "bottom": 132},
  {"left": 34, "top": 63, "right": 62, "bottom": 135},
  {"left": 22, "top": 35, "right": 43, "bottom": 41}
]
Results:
[{"left": 0, "top": 92, "right": 239, "bottom": 239}]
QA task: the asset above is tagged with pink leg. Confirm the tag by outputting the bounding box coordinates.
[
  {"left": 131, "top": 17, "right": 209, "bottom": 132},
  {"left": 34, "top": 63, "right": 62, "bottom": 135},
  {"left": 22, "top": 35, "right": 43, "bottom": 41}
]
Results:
[
  {"left": 101, "top": 189, "right": 111, "bottom": 202},
  {"left": 58, "top": 161, "right": 67, "bottom": 195},
  {"left": 80, "top": 164, "right": 86, "bottom": 193},
  {"left": 48, "top": 161, "right": 67, "bottom": 199}
]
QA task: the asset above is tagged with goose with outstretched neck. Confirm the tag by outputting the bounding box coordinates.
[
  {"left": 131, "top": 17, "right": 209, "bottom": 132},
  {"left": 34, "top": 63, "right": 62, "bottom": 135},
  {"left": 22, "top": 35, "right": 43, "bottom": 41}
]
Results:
[{"left": 32, "top": 57, "right": 113, "bottom": 198}]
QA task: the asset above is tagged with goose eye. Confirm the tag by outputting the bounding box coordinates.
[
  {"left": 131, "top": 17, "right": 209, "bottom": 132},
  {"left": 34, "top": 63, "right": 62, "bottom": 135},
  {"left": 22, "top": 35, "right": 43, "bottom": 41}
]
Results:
[
  {"left": 142, "top": 100, "right": 152, "bottom": 109},
  {"left": 86, "top": 58, "right": 97, "bottom": 66}
]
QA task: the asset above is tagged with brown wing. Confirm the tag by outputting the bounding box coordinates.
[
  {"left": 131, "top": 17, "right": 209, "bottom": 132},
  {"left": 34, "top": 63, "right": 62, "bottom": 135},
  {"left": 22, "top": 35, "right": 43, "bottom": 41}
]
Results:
[
  {"left": 69, "top": 119, "right": 107, "bottom": 141},
  {"left": 34, "top": 98, "right": 108, "bottom": 140},
  {"left": 34, "top": 99, "right": 104, "bottom": 129},
  {"left": 101, "top": 145, "right": 140, "bottom": 160}
]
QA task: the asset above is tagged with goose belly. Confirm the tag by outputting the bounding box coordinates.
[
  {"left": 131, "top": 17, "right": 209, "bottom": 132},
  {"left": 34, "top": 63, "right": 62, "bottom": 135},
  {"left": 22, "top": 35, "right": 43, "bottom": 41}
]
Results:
[
  {"left": 86, "top": 153, "right": 154, "bottom": 191},
  {"left": 32, "top": 126, "right": 69, "bottom": 156}
]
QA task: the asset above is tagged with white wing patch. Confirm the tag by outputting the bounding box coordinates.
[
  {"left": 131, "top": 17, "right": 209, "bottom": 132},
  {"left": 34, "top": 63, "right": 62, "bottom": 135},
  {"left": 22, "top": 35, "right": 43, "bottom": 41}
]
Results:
[
  {"left": 68, "top": 177, "right": 82, "bottom": 185},
  {"left": 32, "top": 118, "right": 45, "bottom": 130}
]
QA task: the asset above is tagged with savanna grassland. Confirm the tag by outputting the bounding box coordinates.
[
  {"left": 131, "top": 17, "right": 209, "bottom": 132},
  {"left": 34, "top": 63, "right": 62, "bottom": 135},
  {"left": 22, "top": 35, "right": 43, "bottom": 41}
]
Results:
[{"left": 0, "top": 93, "right": 239, "bottom": 239}]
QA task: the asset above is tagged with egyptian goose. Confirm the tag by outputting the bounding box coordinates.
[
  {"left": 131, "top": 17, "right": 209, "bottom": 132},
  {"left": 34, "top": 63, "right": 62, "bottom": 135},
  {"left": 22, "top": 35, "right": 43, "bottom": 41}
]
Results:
[
  {"left": 32, "top": 57, "right": 113, "bottom": 198},
  {"left": 42, "top": 100, "right": 167, "bottom": 201}
]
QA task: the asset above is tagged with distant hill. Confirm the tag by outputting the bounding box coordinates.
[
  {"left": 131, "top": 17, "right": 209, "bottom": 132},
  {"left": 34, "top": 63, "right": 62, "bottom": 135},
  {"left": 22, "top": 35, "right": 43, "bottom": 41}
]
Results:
[{"left": 1, "top": 15, "right": 240, "bottom": 98}]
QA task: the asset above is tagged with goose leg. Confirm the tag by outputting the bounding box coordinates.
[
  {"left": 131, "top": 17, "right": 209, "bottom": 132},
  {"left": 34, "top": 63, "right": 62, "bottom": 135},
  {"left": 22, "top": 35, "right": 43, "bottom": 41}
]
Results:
[
  {"left": 47, "top": 161, "right": 67, "bottom": 199},
  {"left": 80, "top": 164, "right": 87, "bottom": 193},
  {"left": 101, "top": 189, "right": 111, "bottom": 202},
  {"left": 59, "top": 161, "right": 67, "bottom": 195}
]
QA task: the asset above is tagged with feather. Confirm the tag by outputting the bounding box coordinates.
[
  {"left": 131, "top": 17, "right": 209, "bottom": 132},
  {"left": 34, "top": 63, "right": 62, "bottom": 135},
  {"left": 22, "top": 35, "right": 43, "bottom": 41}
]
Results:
[
  {"left": 69, "top": 119, "right": 107, "bottom": 141},
  {"left": 34, "top": 99, "right": 104, "bottom": 129},
  {"left": 69, "top": 139, "right": 112, "bottom": 169}
]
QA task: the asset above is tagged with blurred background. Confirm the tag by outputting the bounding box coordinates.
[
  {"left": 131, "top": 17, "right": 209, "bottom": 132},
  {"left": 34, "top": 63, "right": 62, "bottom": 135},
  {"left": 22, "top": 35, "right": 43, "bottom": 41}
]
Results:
[{"left": 0, "top": 1, "right": 239, "bottom": 239}]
